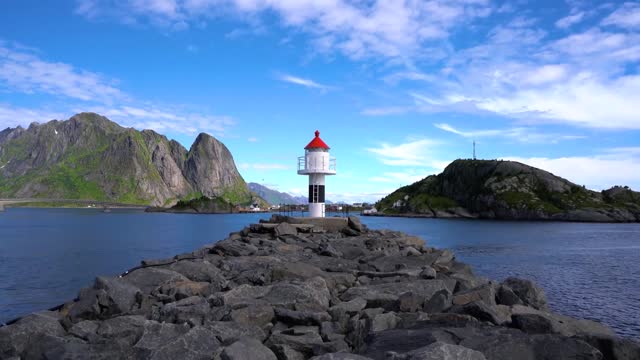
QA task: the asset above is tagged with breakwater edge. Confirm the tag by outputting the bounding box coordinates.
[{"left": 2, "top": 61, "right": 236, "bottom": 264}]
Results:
[{"left": 1, "top": 215, "right": 638, "bottom": 359}]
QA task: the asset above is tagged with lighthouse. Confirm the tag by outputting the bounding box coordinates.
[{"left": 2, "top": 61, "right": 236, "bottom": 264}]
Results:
[{"left": 298, "top": 130, "right": 336, "bottom": 217}]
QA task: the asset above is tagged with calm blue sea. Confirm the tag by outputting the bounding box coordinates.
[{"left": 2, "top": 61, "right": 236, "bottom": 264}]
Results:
[{"left": 1, "top": 208, "right": 639, "bottom": 340}]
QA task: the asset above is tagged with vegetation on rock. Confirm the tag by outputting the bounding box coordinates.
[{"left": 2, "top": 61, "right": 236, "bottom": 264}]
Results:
[
  {"left": 376, "top": 159, "right": 640, "bottom": 222},
  {"left": 0, "top": 113, "right": 253, "bottom": 206}
]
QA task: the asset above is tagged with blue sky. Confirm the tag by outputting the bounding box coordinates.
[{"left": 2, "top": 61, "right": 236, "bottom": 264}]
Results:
[{"left": 1, "top": 0, "right": 640, "bottom": 203}]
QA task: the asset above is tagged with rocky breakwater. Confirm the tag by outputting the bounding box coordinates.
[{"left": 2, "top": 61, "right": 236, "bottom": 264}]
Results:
[{"left": 1, "top": 215, "right": 639, "bottom": 360}]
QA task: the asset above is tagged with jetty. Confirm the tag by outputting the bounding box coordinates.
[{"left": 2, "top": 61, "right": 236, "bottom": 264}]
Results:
[{"left": 1, "top": 215, "right": 638, "bottom": 359}]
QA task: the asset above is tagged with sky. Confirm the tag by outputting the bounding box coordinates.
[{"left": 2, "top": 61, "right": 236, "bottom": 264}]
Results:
[{"left": 1, "top": 0, "right": 640, "bottom": 203}]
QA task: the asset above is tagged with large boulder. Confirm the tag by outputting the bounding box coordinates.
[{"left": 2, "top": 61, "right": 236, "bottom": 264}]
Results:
[
  {"left": 0, "top": 311, "right": 66, "bottom": 358},
  {"left": 341, "top": 280, "right": 456, "bottom": 311},
  {"left": 388, "top": 341, "right": 486, "bottom": 360},
  {"left": 123, "top": 267, "right": 189, "bottom": 294},
  {"left": 221, "top": 337, "right": 277, "bottom": 360},
  {"left": 501, "top": 278, "right": 548, "bottom": 311},
  {"left": 363, "top": 323, "right": 603, "bottom": 360}
]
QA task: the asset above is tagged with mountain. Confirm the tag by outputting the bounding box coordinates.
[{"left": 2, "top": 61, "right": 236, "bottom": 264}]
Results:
[
  {"left": 0, "top": 112, "right": 252, "bottom": 206},
  {"left": 375, "top": 159, "right": 640, "bottom": 222},
  {"left": 248, "top": 182, "right": 308, "bottom": 205}
]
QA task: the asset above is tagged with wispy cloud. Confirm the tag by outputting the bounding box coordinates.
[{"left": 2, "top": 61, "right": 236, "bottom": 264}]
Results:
[
  {"left": 240, "top": 163, "right": 290, "bottom": 171},
  {"left": 369, "top": 170, "right": 432, "bottom": 184},
  {"left": 361, "top": 106, "right": 410, "bottom": 116},
  {"left": 506, "top": 147, "right": 640, "bottom": 190},
  {"left": 0, "top": 42, "right": 124, "bottom": 103},
  {"left": 0, "top": 104, "right": 67, "bottom": 129},
  {"left": 366, "top": 138, "right": 444, "bottom": 167},
  {"left": 247, "top": 137, "right": 258, "bottom": 142},
  {"left": 0, "top": 41, "right": 236, "bottom": 137},
  {"left": 277, "top": 74, "right": 329, "bottom": 90},
  {"left": 555, "top": 11, "right": 585, "bottom": 29},
  {"left": 434, "top": 123, "right": 586, "bottom": 144},
  {"left": 602, "top": 2, "right": 640, "bottom": 30},
  {"left": 75, "top": 0, "right": 493, "bottom": 60}
]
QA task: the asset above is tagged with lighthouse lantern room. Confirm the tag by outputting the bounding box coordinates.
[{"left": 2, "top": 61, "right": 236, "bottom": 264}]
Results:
[{"left": 298, "top": 130, "right": 336, "bottom": 218}]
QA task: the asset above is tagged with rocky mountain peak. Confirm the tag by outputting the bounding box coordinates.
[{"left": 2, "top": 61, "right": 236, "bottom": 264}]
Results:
[{"left": 0, "top": 113, "right": 252, "bottom": 206}]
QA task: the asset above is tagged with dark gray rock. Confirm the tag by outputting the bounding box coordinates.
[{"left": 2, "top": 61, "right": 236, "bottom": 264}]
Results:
[
  {"left": 398, "top": 292, "right": 423, "bottom": 312},
  {"left": 423, "top": 290, "right": 452, "bottom": 314},
  {"left": 159, "top": 296, "right": 213, "bottom": 325},
  {"left": 221, "top": 337, "right": 277, "bottom": 360},
  {"left": 450, "top": 301, "right": 503, "bottom": 325},
  {"left": 123, "top": 267, "right": 189, "bottom": 294},
  {"left": 275, "top": 307, "right": 331, "bottom": 325},
  {"left": 206, "top": 321, "right": 267, "bottom": 345},
  {"left": 419, "top": 267, "right": 436, "bottom": 280},
  {"left": 230, "top": 305, "right": 275, "bottom": 327},
  {"left": 95, "top": 315, "right": 148, "bottom": 347},
  {"left": 502, "top": 278, "right": 548, "bottom": 311},
  {"left": 369, "top": 312, "right": 399, "bottom": 333},
  {"left": 168, "top": 259, "right": 228, "bottom": 289},
  {"left": 275, "top": 222, "right": 298, "bottom": 237},
  {"left": 133, "top": 321, "right": 192, "bottom": 357},
  {"left": 391, "top": 341, "right": 486, "bottom": 360},
  {"left": 266, "top": 328, "right": 326, "bottom": 357},
  {"left": 347, "top": 216, "right": 364, "bottom": 232},
  {"left": 0, "top": 311, "right": 65, "bottom": 358},
  {"left": 68, "top": 320, "right": 99, "bottom": 341},
  {"left": 341, "top": 280, "right": 456, "bottom": 311},
  {"left": 144, "top": 326, "right": 221, "bottom": 360},
  {"left": 94, "top": 276, "right": 143, "bottom": 316},
  {"left": 271, "top": 344, "right": 306, "bottom": 360},
  {"left": 364, "top": 324, "right": 603, "bottom": 360},
  {"left": 496, "top": 285, "right": 523, "bottom": 306},
  {"left": 452, "top": 283, "right": 496, "bottom": 307},
  {"left": 311, "top": 353, "right": 373, "bottom": 360}
]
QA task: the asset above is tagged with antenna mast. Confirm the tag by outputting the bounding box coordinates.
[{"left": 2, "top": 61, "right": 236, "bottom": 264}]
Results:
[{"left": 473, "top": 141, "right": 476, "bottom": 160}]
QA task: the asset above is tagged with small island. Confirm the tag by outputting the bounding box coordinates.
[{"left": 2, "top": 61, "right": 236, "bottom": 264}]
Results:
[{"left": 371, "top": 159, "right": 640, "bottom": 223}]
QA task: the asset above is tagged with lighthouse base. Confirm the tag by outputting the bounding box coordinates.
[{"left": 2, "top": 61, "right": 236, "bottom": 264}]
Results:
[{"left": 309, "top": 203, "right": 325, "bottom": 218}]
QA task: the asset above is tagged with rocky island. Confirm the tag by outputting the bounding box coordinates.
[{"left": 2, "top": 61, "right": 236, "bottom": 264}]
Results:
[
  {"left": 373, "top": 160, "right": 640, "bottom": 222},
  {"left": 1, "top": 215, "right": 638, "bottom": 359}
]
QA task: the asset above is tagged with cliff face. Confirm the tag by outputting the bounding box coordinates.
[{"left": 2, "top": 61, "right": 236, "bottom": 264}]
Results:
[
  {"left": 0, "top": 112, "right": 252, "bottom": 206},
  {"left": 376, "top": 159, "right": 640, "bottom": 222}
]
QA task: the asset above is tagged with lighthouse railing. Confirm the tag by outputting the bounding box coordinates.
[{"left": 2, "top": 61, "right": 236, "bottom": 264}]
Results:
[{"left": 297, "top": 156, "right": 337, "bottom": 173}]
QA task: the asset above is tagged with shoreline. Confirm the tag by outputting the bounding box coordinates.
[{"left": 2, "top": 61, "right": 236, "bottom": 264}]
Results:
[
  {"left": 1, "top": 215, "right": 637, "bottom": 359},
  {"left": 363, "top": 211, "right": 640, "bottom": 223}
]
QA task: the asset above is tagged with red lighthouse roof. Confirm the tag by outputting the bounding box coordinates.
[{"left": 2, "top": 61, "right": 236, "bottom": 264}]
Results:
[{"left": 305, "top": 130, "right": 330, "bottom": 150}]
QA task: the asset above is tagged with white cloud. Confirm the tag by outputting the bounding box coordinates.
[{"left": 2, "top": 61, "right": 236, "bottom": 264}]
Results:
[
  {"left": 0, "top": 43, "right": 124, "bottom": 102},
  {"left": 434, "top": 123, "right": 586, "bottom": 143},
  {"left": 277, "top": 74, "right": 329, "bottom": 90},
  {"left": 75, "top": 0, "right": 493, "bottom": 60},
  {"left": 366, "top": 138, "right": 444, "bottom": 168},
  {"left": 369, "top": 171, "right": 432, "bottom": 184},
  {"left": 240, "top": 163, "right": 290, "bottom": 170},
  {"left": 506, "top": 148, "right": 640, "bottom": 190},
  {"left": 602, "top": 2, "right": 640, "bottom": 29},
  {"left": 0, "top": 41, "right": 236, "bottom": 138},
  {"left": 361, "top": 106, "right": 411, "bottom": 116},
  {"left": 82, "top": 105, "right": 235, "bottom": 136},
  {"left": 555, "top": 11, "right": 585, "bottom": 29},
  {"left": 0, "top": 105, "right": 68, "bottom": 130},
  {"left": 247, "top": 137, "right": 258, "bottom": 142}
]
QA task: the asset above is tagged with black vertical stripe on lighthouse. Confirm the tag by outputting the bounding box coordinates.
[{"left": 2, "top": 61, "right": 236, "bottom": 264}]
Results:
[{"left": 308, "top": 185, "right": 326, "bottom": 203}]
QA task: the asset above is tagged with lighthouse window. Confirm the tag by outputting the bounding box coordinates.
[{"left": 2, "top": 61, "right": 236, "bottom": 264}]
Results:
[{"left": 308, "top": 185, "right": 325, "bottom": 203}]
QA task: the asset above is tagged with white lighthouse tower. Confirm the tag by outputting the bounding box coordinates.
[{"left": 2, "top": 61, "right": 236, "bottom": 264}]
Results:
[{"left": 298, "top": 130, "right": 336, "bottom": 218}]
